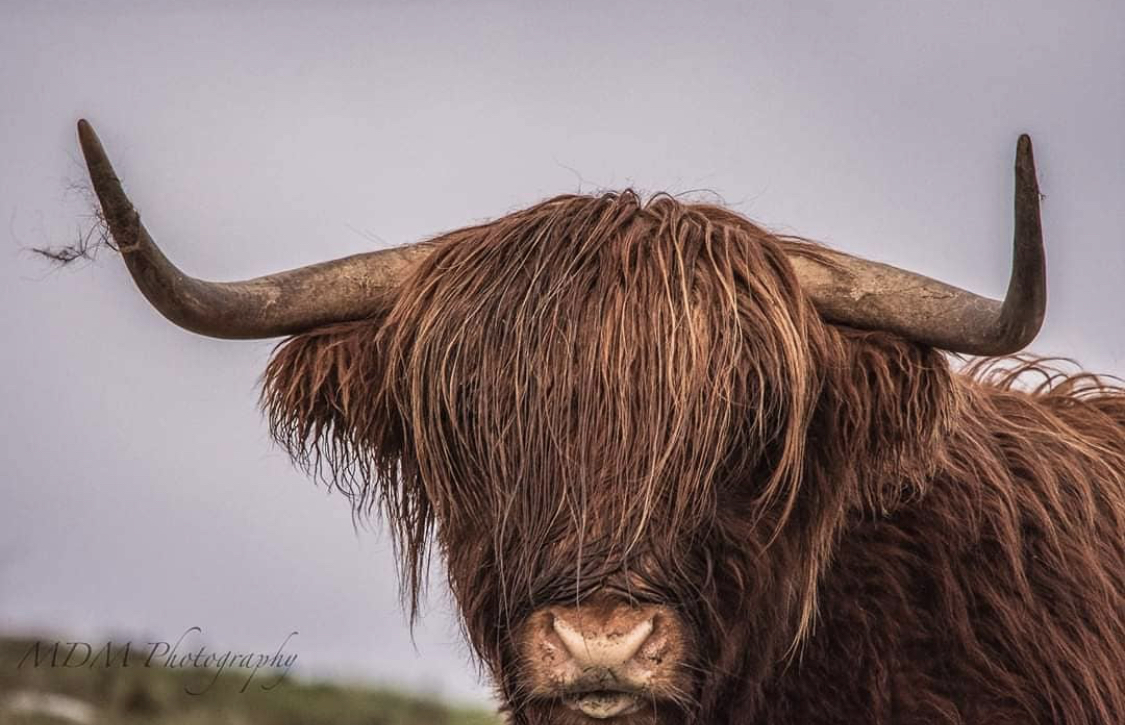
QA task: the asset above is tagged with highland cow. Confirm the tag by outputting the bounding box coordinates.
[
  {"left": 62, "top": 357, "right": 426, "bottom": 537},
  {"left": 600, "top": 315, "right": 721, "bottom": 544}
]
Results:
[{"left": 75, "top": 120, "right": 1124, "bottom": 724}]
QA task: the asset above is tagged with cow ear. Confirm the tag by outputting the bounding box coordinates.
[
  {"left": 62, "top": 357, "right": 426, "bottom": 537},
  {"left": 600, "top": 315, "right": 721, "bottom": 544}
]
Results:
[
  {"left": 260, "top": 299, "right": 406, "bottom": 511},
  {"left": 810, "top": 329, "right": 958, "bottom": 513}
]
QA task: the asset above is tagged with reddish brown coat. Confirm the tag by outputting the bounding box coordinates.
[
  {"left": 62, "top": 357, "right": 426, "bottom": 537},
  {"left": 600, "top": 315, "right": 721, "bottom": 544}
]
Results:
[{"left": 263, "top": 192, "right": 1125, "bottom": 724}]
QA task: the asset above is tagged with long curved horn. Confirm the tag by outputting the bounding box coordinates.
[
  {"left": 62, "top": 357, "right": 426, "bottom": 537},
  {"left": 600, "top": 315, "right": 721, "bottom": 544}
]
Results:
[
  {"left": 788, "top": 135, "right": 1046, "bottom": 356},
  {"left": 78, "top": 119, "right": 432, "bottom": 339}
]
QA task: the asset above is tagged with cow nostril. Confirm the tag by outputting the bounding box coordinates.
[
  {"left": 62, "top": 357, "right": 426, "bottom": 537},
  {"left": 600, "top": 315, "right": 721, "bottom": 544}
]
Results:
[{"left": 551, "top": 613, "right": 655, "bottom": 668}]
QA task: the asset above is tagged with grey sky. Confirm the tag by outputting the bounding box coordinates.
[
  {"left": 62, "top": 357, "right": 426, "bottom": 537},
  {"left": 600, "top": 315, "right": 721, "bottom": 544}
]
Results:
[{"left": 1, "top": 0, "right": 1122, "bottom": 707}]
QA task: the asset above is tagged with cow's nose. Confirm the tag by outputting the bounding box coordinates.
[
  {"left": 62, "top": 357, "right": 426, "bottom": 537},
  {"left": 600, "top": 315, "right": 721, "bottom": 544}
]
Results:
[
  {"left": 531, "top": 595, "right": 675, "bottom": 684},
  {"left": 552, "top": 611, "right": 654, "bottom": 669},
  {"left": 519, "top": 595, "right": 688, "bottom": 718}
]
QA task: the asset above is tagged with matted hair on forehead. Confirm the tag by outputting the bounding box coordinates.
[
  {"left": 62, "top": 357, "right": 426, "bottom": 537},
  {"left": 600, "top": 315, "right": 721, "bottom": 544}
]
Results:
[{"left": 262, "top": 190, "right": 840, "bottom": 617}]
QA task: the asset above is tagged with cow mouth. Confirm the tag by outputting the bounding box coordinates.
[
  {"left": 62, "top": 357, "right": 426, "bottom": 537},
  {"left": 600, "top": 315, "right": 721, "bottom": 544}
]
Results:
[{"left": 562, "top": 690, "right": 643, "bottom": 719}]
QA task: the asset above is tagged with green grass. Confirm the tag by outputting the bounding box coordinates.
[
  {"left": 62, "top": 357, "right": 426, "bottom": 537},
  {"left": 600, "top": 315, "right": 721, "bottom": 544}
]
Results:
[{"left": 0, "top": 636, "right": 501, "bottom": 725}]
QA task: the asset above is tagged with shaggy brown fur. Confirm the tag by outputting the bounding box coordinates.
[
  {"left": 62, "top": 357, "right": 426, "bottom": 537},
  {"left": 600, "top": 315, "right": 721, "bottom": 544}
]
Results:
[{"left": 262, "top": 191, "right": 1125, "bottom": 724}]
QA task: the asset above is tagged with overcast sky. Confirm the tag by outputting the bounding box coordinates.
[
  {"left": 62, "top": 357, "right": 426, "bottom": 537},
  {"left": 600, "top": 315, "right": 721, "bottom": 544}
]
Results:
[{"left": 1, "top": 0, "right": 1122, "bottom": 708}]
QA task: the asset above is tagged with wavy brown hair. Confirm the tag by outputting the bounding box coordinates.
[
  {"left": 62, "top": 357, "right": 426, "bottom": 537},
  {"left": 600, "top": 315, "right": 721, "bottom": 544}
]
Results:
[{"left": 262, "top": 191, "right": 1125, "bottom": 724}]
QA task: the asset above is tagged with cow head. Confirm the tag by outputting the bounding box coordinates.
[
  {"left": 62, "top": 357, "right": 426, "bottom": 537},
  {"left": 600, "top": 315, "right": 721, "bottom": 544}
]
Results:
[{"left": 76, "top": 120, "right": 1045, "bottom": 723}]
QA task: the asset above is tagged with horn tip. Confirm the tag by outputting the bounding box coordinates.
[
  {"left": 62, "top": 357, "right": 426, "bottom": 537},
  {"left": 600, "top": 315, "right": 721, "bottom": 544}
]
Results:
[
  {"left": 1016, "top": 133, "right": 1035, "bottom": 165},
  {"left": 1014, "top": 133, "right": 1039, "bottom": 191},
  {"left": 76, "top": 119, "right": 107, "bottom": 165},
  {"left": 76, "top": 118, "right": 95, "bottom": 143}
]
